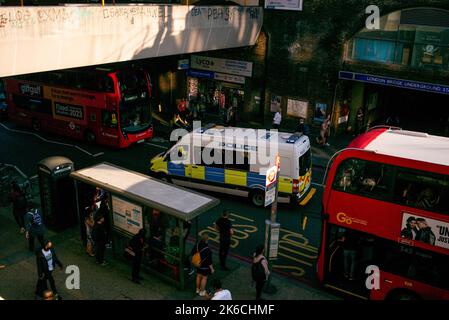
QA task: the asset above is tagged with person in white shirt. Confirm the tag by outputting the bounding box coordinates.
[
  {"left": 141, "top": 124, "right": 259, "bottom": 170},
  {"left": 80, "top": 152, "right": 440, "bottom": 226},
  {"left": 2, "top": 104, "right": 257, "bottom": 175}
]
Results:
[
  {"left": 208, "top": 279, "right": 232, "bottom": 300},
  {"left": 272, "top": 110, "right": 282, "bottom": 129}
]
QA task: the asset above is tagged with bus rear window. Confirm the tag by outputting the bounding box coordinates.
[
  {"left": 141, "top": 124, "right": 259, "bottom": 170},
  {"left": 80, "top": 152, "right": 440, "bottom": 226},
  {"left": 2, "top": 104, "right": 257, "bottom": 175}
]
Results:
[{"left": 299, "top": 149, "right": 311, "bottom": 176}]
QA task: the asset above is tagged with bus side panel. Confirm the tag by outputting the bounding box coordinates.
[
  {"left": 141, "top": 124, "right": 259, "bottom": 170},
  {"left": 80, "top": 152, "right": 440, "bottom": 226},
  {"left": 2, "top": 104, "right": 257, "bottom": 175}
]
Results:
[{"left": 370, "top": 271, "right": 449, "bottom": 300}]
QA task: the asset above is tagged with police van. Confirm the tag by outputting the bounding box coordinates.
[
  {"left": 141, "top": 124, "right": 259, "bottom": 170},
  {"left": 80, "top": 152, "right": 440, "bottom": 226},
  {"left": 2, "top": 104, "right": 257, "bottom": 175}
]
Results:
[{"left": 150, "top": 126, "right": 313, "bottom": 207}]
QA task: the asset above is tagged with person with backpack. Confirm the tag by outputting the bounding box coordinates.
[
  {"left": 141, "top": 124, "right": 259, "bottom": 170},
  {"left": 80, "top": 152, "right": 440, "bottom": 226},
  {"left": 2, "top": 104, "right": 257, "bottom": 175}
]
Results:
[
  {"left": 252, "top": 244, "right": 270, "bottom": 300},
  {"left": 191, "top": 233, "right": 214, "bottom": 297},
  {"left": 10, "top": 181, "right": 27, "bottom": 234},
  {"left": 25, "top": 205, "right": 46, "bottom": 252}
]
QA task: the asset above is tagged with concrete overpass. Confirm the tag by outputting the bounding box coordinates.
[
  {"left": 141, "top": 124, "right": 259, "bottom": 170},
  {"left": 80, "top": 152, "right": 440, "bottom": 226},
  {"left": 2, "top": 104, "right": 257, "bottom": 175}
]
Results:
[{"left": 0, "top": 4, "right": 263, "bottom": 77}]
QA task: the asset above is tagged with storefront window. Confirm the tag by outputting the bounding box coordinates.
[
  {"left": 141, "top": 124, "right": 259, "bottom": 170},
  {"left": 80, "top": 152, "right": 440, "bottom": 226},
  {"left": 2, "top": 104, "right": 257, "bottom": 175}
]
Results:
[
  {"left": 348, "top": 9, "right": 449, "bottom": 71},
  {"left": 352, "top": 38, "right": 396, "bottom": 63}
]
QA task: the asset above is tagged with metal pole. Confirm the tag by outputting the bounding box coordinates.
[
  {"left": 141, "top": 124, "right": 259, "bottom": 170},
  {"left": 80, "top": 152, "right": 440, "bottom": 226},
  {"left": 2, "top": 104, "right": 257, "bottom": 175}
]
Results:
[{"left": 264, "top": 154, "right": 280, "bottom": 294}]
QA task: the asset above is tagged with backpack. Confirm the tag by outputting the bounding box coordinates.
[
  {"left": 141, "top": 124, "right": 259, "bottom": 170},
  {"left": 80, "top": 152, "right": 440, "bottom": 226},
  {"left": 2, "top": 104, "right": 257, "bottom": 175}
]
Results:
[
  {"left": 252, "top": 258, "right": 266, "bottom": 282},
  {"left": 29, "top": 209, "right": 42, "bottom": 227},
  {"left": 191, "top": 243, "right": 207, "bottom": 268}
]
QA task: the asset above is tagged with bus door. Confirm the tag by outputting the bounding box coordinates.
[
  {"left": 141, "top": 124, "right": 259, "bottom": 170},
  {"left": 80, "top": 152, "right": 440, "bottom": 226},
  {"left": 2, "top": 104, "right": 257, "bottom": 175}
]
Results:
[
  {"left": 324, "top": 225, "right": 372, "bottom": 299},
  {"left": 100, "top": 110, "right": 120, "bottom": 146}
]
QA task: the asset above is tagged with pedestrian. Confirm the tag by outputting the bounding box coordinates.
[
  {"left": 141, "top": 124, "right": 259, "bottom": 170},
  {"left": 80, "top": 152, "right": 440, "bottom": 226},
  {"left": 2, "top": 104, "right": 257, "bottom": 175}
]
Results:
[
  {"left": 339, "top": 228, "right": 358, "bottom": 281},
  {"left": 272, "top": 109, "right": 282, "bottom": 129},
  {"left": 25, "top": 205, "right": 46, "bottom": 252},
  {"left": 42, "top": 290, "right": 55, "bottom": 300},
  {"left": 129, "top": 228, "right": 147, "bottom": 284},
  {"left": 206, "top": 279, "right": 232, "bottom": 300},
  {"left": 252, "top": 244, "right": 270, "bottom": 300},
  {"left": 317, "top": 114, "right": 331, "bottom": 147},
  {"left": 84, "top": 206, "right": 95, "bottom": 257},
  {"left": 10, "top": 181, "right": 27, "bottom": 234},
  {"left": 35, "top": 240, "right": 63, "bottom": 300},
  {"left": 214, "top": 210, "right": 234, "bottom": 271},
  {"left": 96, "top": 196, "right": 112, "bottom": 248},
  {"left": 294, "top": 118, "right": 310, "bottom": 136},
  {"left": 191, "top": 234, "right": 214, "bottom": 296},
  {"left": 92, "top": 214, "right": 108, "bottom": 266},
  {"left": 354, "top": 107, "right": 364, "bottom": 135}
]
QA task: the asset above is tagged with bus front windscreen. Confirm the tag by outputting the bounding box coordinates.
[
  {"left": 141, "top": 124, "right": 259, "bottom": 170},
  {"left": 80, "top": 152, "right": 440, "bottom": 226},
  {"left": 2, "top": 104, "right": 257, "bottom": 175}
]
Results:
[{"left": 117, "top": 70, "right": 151, "bottom": 133}]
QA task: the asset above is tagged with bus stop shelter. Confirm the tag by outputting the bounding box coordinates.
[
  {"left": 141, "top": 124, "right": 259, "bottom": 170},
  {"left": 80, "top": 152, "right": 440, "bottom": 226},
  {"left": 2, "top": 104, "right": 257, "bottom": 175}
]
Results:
[{"left": 70, "top": 162, "right": 219, "bottom": 289}]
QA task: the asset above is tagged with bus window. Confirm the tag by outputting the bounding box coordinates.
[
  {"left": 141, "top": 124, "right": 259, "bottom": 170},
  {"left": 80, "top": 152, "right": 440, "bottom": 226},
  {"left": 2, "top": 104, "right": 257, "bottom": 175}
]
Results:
[
  {"left": 99, "top": 76, "right": 115, "bottom": 93},
  {"left": 394, "top": 169, "right": 449, "bottom": 214},
  {"left": 332, "top": 158, "right": 393, "bottom": 200},
  {"left": 13, "top": 95, "right": 52, "bottom": 114}
]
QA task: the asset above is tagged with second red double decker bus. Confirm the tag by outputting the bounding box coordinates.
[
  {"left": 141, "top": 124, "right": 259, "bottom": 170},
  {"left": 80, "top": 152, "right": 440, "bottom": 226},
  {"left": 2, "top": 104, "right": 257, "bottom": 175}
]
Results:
[
  {"left": 4, "top": 66, "right": 153, "bottom": 148},
  {"left": 318, "top": 127, "right": 449, "bottom": 300}
]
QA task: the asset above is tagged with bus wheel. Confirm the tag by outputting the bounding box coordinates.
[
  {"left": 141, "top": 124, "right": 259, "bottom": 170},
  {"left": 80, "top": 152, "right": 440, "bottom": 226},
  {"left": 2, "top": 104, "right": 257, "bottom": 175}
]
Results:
[
  {"left": 249, "top": 189, "right": 264, "bottom": 207},
  {"left": 387, "top": 290, "right": 420, "bottom": 300},
  {"left": 84, "top": 130, "right": 96, "bottom": 144},
  {"left": 32, "top": 119, "right": 41, "bottom": 131}
]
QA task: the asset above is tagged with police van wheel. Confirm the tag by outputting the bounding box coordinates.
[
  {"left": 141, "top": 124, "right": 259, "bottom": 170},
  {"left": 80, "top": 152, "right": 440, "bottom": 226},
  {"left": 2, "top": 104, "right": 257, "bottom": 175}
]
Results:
[
  {"left": 250, "top": 189, "right": 264, "bottom": 207},
  {"left": 85, "top": 130, "right": 96, "bottom": 144}
]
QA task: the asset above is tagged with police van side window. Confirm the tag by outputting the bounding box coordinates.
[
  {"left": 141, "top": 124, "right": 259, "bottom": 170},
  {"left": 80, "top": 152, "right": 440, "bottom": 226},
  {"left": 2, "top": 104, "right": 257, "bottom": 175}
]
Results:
[{"left": 225, "top": 150, "right": 250, "bottom": 171}]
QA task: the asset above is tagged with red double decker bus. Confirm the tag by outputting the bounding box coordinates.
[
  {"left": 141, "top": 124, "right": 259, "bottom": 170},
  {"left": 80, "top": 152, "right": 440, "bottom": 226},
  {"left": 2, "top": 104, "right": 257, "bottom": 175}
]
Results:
[
  {"left": 318, "top": 127, "right": 449, "bottom": 300},
  {"left": 4, "top": 66, "right": 153, "bottom": 148}
]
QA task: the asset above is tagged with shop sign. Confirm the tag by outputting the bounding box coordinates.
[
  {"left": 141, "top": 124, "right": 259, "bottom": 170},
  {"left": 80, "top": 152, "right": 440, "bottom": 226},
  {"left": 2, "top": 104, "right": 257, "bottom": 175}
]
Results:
[
  {"left": 187, "top": 69, "right": 214, "bottom": 79},
  {"left": 213, "top": 72, "right": 245, "bottom": 84},
  {"left": 191, "top": 55, "right": 253, "bottom": 77},
  {"left": 265, "top": 0, "right": 303, "bottom": 11},
  {"left": 287, "top": 99, "right": 308, "bottom": 118},
  {"left": 178, "top": 59, "right": 190, "bottom": 70},
  {"left": 339, "top": 71, "right": 449, "bottom": 95}
]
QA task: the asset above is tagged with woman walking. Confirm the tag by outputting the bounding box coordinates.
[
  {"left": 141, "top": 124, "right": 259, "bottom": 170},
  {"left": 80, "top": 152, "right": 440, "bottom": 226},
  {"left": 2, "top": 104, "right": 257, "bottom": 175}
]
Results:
[{"left": 192, "top": 234, "right": 214, "bottom": 296}]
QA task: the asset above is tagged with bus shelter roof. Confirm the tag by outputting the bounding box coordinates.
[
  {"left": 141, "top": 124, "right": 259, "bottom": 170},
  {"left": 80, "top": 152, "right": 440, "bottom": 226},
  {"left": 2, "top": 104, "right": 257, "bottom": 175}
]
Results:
[{"left": 70, "top": 163, "right": 219, "bottom": 221}]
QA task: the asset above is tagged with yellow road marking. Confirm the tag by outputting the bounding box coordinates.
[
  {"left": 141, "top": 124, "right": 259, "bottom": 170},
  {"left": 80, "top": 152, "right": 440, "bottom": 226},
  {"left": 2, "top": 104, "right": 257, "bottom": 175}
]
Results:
[
  {"left": 273, "top": 265, "right": 306, "bottom": 277},
  {"left": 324, "top": 284, "right": 369, "bottom": 300},
  {"left": 299, "top": 187, "right": 316, "bottom": 206},
  {"left": 280, "top": 232, "right": 318, "bottom": 252},
  {"left": 230, "top": 213, "right": 254, "bottom": 222},
  {"left": 279, "top": 241, "right": 318, "bottom": 260},
  {"left": 277, "top": 252, "right": 313, "bottom": 267}
]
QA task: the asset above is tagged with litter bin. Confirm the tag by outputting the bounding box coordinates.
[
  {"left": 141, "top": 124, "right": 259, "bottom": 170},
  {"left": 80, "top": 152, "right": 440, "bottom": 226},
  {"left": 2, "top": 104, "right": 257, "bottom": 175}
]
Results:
[{"left": 37, "top": 156, "right": 77, "bottom": 231}]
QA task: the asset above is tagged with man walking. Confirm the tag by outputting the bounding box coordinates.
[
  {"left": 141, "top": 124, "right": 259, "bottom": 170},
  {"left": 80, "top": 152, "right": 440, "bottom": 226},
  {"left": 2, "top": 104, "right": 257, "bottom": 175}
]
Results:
[
  {"left": 129, "top": 228, "right": 147, "bottom": 284},
  {"left": 25, "top": 205, "right": 46, "bottom": 252},
  {"left": 35, "top": 240, "right": 63, "bottom": 299},
  {"left": 92, "top": 214, "right": 108, "bottom": 266},
  {"left": 214, "top": 210, "right": 234, "bottom": 271}
]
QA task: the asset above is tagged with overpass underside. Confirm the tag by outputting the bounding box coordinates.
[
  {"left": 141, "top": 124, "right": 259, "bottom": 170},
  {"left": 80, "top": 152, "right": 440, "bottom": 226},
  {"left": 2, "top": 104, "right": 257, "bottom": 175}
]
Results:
[{"left": 0, "top": 4, "right": 263, "bottom": 77}]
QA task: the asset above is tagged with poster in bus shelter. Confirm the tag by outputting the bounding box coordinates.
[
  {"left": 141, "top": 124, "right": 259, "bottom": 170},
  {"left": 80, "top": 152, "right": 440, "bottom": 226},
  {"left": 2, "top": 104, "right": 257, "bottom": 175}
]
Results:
[
  {"left": 112, "top": 195, "right": 143, "bottom": 235},
  {"left": 400, "top": 213, "right": 449, "bottom": 250}
]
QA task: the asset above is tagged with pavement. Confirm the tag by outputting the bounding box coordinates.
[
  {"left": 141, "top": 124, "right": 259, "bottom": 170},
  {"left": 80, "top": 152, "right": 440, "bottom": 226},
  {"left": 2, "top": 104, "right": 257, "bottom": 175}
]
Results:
[{"left": 0, "top": 197, "right": 337, "bottom": 300}]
